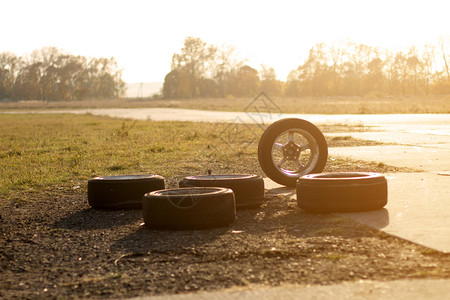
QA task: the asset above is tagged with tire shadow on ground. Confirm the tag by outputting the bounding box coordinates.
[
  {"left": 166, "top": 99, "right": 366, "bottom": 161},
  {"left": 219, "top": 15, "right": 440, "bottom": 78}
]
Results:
[
  {"left": 266, "top": 186, "right": 296, "bottom": 196},
  {"left": 110, "top": 195, "right": 264, "bottom": 254},
  {"left": 110, "top": 224, "right": 230, "bottom": 253},
  {"left": 232, "top": 195, "right": 386, "bottom": 240},
  {"left": 51, "top": 207, "right": 143, "bottom": 230},
  {"left": 337, "top": 208, "right": 390, "bottom": 230},
  {"left": 262, "top": 185, "right": 390, "bottom": 236}
]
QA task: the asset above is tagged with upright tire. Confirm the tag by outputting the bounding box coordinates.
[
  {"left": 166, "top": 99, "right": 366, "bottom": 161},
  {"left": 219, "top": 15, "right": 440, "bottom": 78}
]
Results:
[
  {"left": 143, "top": 187, "right": 236, "bottom": 229},
  {"left": 88, "top": 175, "right": 165, "bottom": 209},
  {"left": 258, "top": 118, "right": 328, "bottom": 187},
  {"left": 179, "top": 174, "right": 264, "bottom": 209},
  {"left": 297, "top": 172, "right": 388, "bottom": 213}
]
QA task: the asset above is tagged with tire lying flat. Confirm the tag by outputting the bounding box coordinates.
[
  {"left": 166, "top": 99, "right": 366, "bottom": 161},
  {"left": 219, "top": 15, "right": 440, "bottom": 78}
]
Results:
[
  {"left": 297, "top": 172, "right": 388, "bottom": 213},
  {"left": 88, "top": 175, "right": 165, "bottom": 209},
  {"left": 179, "top": 174, "right": 264, "bottom": 209},
  {"left": 143, "top": 187, "right": 236, "bottom": 230},
  {"left": 258, "top": 118, "right": 328, "bottom": 187}
]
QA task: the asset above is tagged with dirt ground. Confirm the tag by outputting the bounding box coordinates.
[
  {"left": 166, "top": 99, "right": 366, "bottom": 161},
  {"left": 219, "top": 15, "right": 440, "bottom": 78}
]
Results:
[{"left": 1, "top": 181, "right": 449, "bottom": 299}]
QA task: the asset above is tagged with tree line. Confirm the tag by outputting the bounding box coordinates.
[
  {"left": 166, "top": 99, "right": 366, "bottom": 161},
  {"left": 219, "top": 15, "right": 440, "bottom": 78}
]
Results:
[
  {"left": 2, "top": 39, "right": 449, "bottom": 101},
  {"left": 0, "top": 47, "right": 126, "bottom": 101},
  {"left": 164, "top": 37, "right": 450, "bottom": 98}
]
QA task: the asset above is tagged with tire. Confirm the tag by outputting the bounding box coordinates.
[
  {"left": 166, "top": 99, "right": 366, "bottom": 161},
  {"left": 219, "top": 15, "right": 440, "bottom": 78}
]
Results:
[
  {"left": 297, "top": 172, "right": 388, "bottom": 213},
  {"left": 88, "top": 175, "right": 165, "bottom": 209},
  {"left": 179, "top": 174, "right": 264, "bottom": 209},
  {"left": 258, "top": 118, "right": 328, "bottom": 187},
  {"left": 143, "top": 187, "right": 236, "bottom": 229}
]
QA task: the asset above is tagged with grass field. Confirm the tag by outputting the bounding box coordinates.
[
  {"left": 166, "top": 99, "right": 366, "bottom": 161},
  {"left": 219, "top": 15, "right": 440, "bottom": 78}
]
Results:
[
  {"left": 0, "top": 113, "right": 405, "bottom": 205},
  {"left": 1, "top": 95, "right": 449, "bottom": 114}
]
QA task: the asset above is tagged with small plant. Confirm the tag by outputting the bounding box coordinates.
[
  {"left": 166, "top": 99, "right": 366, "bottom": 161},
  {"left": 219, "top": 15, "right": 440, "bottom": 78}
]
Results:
[
  {"left": 420, "top": 248, "right": 440, "bottom": 256},
  {"left": 107, "top": 165, "right": 126, "bottom": 171},
  {"left": 115, "top": 121, "right": 136, "bottom": 138},
  {"left": 315, "top": 253, "right": 343, "bottom": 260},
  {"left": 331, "top": 136, "right": 352, "bottom": 141}
]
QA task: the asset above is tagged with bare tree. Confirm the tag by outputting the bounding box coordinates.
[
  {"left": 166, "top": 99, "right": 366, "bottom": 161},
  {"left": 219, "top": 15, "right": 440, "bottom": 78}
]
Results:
[
  {"left": 260, "top": 65, "right": 281, "bottom": 96},
  {"left": 439, "top": 37, "right": 450, "bottom": 79},
  {"left": 0, "top": 52, "right": 20, "bottom": 100}
]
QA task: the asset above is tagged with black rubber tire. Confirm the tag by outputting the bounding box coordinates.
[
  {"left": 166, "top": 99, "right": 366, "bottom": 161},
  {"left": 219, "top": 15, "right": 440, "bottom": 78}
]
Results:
[
  {"left": 297, "top": 172, "right": 388, "bottom": 213},
  {"left": 258, "top": 118, "right": 328, "bottom": 187},
  {"left": 179, "top": 174, "right": 264, "bottom": 209},
  {"left": 143, "top": 187, "right": 236, "bottom": 229},
  {"left": 88, "top": 175, "right": 165, "bottom": 209}
]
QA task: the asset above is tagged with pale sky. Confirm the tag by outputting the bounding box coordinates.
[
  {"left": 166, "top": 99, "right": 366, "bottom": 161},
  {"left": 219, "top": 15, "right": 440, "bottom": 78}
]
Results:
[{"left": 1, "top": 0, "right": 449, "bottom": 83}]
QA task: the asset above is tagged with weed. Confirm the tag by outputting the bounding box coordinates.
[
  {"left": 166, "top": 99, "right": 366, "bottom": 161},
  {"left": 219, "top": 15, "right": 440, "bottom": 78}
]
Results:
[
  {"left": 377, "top": 162, "right": 387, "bottom": 168},
  {"left": 420, "top": 248, "right": 440, "bottom": 256},
  {"left": 114, "top": 120, "right": 136, "bottom": 138},
  {"left": 315, "top": 253, "right": 343, "bottom": 260},
  {"left": 148, "top": 144, "right": 170, "bottom": 153},
  {"left": 107, "top": 165, "right": 127, "bottom": 171},
  {"left": 331, "top": 136, "right": 352, "bottom": 141}
]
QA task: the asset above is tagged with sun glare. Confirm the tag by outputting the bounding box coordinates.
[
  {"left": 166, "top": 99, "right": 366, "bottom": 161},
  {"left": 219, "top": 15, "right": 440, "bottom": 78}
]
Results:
[{"left": 1, "top": 0, "right": 449, "bottom": 83}]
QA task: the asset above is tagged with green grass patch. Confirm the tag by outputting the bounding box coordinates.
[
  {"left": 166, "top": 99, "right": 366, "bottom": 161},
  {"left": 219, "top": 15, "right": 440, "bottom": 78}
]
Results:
[
  {"left": 315, "top": 253, "right": 343, "bottom": 260},
  {"left": 0, "top": 114, "right": 266, "bottom": 202},
  {"left": 0, "top": 113, "right": 410, "bottom": 205}
]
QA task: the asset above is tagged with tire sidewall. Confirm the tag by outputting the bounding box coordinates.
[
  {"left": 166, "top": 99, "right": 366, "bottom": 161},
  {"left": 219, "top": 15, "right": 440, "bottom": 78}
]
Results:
[
  {"left": 297, "top": 172, "right": 388, "bottom": 213},
  {"left": 143, "top": 187, "right": 236, "bottom": 229},
  {"left": 178, "top": 175, "right": 264, "bottom": 208},
  {"left": 88, "top": 175, "right": 165, "bottom": 209}
]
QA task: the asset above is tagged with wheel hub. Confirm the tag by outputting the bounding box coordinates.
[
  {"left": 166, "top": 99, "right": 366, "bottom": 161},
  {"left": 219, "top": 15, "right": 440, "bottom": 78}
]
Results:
[{"left": 282, "top": 142, "right": 301, "bottom": 160}]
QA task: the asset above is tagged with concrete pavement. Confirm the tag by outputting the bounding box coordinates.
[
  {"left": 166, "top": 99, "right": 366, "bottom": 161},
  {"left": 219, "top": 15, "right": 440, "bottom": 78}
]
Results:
[
  {"left": 331, "top": 145, "right": 449, "bottom": 172},
  {"left": 326, "top": 128, "right": 450, "bottom": 172},
  {"left": 264, "top": 120, "right": 450, "bottom": 253},
  {"left": 339, "top": 173, "right": 450, "bottom": 252},
  {"left": 131, "top": 279, "right": 450, "bottom": 300},
  {"left": 324, "top": 125, "right": 450, "bottom": 252},
  {"left": 264, "top": 172, "right": 450, "bottom": 253}
]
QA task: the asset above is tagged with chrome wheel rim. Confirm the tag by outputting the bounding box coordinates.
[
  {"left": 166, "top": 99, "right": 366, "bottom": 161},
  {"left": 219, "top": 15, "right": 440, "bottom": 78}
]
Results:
[{"left": 271, "top": 129, "right": 320, "bottom": 178}]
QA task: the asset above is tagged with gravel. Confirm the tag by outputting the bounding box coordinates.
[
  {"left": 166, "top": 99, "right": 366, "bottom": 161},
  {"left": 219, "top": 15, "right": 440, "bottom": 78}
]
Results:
[{"left": 1, "top": 184, "right": 449, "bottom": 299}]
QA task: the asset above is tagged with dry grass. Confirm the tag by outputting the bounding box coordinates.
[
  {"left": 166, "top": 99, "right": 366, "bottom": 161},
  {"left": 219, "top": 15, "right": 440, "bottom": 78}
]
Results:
[
  {"left": 1, "top": 95, "right": 449, "bottom": 114},
  {"left": 0, "top": 114, "right": 261, "bottom": 201},
  {"left": 0, "top": 114, "right": 408, "bottom": 204}
]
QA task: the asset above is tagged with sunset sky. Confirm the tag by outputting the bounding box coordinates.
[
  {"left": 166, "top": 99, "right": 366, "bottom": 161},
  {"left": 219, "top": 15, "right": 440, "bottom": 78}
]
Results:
[{"left": 1, "top": 0, "right": 449, "bottom": 83}]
